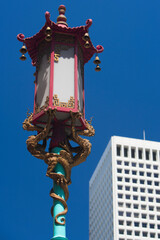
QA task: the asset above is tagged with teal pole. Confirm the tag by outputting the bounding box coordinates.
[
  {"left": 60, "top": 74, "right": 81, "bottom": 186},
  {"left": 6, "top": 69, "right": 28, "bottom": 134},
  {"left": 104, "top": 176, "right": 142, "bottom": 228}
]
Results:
[{"left": 51, "top": 147, "right": 68, "bottom": 240}]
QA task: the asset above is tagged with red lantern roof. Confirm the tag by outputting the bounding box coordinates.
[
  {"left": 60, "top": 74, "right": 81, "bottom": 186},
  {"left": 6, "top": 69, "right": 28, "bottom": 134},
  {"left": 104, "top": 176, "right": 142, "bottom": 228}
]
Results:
[{"left": 17, "top": 5, "right": 104, "bottom": 66}]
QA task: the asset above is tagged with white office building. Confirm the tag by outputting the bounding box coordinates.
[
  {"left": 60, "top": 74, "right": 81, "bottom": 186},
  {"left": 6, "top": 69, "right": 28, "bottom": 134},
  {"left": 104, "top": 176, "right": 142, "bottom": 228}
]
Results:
[{"left": 89, "top": 136, "right": 160, "bottom": 240}]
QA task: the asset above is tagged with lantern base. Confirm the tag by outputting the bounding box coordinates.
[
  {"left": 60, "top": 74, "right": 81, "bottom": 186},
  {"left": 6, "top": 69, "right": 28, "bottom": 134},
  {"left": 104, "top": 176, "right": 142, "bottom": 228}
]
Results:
[{"left": 51, "top": 237, "right": 68, "bottom": 240}]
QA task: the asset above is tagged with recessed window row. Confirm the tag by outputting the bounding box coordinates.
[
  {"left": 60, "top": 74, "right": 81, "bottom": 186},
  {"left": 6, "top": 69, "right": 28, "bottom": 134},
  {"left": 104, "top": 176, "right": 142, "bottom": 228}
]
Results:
[
  {"left": 119, "top": 228, "right": 160, "bottom": 238},
  {"left": 117, "top": 168, "right": 159, "bottom": 178},
  {"left": 116, "top": 145, "right": 158, "bottom": 161}
]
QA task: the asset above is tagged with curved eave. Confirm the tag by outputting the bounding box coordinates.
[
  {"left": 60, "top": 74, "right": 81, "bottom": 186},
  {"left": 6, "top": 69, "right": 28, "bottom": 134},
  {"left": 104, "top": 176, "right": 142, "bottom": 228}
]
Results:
[{"left": 17, "top": 12, "right": 104, "bottom": 66}]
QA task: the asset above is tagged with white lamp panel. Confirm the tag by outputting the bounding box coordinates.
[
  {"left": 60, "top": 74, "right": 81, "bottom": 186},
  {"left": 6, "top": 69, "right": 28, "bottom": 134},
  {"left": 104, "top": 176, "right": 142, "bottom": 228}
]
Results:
[
  {"left": 53, "top": 46, "right": 74, "bottom": 103},
  {"left": 36, "top": 54, "right": 50, "bottom": 108},
  {"left": 78, "top": 58, "right": 83, "bottom": 112}
]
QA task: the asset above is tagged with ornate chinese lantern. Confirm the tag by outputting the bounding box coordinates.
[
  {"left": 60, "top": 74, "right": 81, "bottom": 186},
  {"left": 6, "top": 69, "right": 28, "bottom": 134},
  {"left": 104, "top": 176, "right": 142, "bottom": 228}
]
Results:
[{"left": 17, "top": 5, "right": 103, "bottom": 240}]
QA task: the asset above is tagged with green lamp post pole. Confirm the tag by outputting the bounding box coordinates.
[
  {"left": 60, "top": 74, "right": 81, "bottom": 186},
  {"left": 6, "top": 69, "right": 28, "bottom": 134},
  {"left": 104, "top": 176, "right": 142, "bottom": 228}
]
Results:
[{"left": 51, "top": 147, "right": 67, "bottom": 240}]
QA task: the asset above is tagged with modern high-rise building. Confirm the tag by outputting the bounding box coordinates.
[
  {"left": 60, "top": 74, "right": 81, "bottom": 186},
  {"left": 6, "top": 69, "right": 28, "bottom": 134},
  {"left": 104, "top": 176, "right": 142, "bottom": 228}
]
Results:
[{"left": 89, "top": 136, "right": 160, "bottom": 240}]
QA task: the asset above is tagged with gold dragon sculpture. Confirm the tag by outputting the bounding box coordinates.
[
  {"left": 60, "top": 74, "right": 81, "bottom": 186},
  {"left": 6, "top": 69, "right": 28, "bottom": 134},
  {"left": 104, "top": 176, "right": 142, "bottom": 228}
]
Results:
[{"left": 23, "top": 108, "right": 95, "bottom": 225}]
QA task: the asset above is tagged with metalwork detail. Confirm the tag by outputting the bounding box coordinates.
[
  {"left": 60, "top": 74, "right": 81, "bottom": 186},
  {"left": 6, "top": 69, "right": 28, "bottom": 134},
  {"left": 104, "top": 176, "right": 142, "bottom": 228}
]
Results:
[
  {"left": 68, "top": 97, "right": 75, "bottom": 108},
  {"left": 60, "top": 102, "right": 68, "bottom": 108},
  {"left": 53, "top": 94, "right": 75, "bottom": 108},
  {"left": 23, "top": 110, "right": 95, "bottom": 225},
  {"left": 54, "top": 53, "right": 60, "bottom": 62},
  {"left": 53, "top": 94, "right": 60, "bottom": 106}
]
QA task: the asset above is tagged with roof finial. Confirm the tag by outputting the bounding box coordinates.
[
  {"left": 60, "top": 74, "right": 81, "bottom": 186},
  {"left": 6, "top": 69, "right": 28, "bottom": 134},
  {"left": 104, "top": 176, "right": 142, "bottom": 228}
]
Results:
[{"left": 57, "top": 5, "right": 68, "bottom": 27}]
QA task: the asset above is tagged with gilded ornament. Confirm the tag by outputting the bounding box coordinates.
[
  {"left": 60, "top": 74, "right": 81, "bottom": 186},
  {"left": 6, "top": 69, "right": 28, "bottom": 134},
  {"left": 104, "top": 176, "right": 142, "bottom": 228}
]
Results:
[{"left": 23, "top": 110, "right": 95, "bottom": 225}]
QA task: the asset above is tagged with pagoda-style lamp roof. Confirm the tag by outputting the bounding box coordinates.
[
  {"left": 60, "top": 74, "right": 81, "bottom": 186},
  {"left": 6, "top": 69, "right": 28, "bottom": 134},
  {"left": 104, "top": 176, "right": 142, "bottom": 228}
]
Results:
[{"left": 17, "top": 5, "right": 104, "bottom": 66}]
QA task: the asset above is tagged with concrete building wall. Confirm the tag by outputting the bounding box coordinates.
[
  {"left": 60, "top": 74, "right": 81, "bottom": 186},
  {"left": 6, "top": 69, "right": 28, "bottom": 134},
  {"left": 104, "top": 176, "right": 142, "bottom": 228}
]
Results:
[{"left": 89, "top": 136, "right": 160, "bottom": 240}]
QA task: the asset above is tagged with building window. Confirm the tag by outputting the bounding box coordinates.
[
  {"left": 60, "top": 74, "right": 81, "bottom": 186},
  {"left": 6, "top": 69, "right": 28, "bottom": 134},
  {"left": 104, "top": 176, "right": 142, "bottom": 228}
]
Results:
[
  {"left": 140, "top": 188, "right": 145, "bottom": 193},
  {"left": 148, "top": 189, "right": 153, "bottom": 194},
  {"left": 133, "top": 195, "right": 138, "bottom": 200},
  {"left": 150, "top": 215, "right": 155, "bottom": 220},
  {"left": 155, "top": 181, "right": 159, "bottom": 186},
  {"left": 156, "top": 198, "right": 160, "bottom": 203},
  {"left": 118, "top": 211, "right": 124, "bottom": 216},
  {"left": 153, "top": 165, "right": 158, "bottom": 170},
  {"left": 147, "top": 180, "right": 152, "bottom": 185},
  {"left": 135, "top": 231, "right": 140, "bottom": 236},
  {"left": 125, "top": 169, "right": 129, "bottom": 174},
  {"left": 134, "top": 222, "right": 139, "bottom": 227},
  {"left": 147, "top": 172, "right": 151, "bottom": 177},
  {"left": 152, "top": 151, "right": 157, "bottom": 161},
  {"left": 124, "top": 161, "right": 129, "bottom": 166},
  {"left": 125, "top": 178, "right": 130, "bottom": 183},
  {"left": 118, "top": 185, "right": 123, "bottom": 190},
  {"left": 142, "top": 223, "right": 147, "bottom": 228},
  {"left": 139, "top": 171, "right": 144, "bottom": 176},
  {"left": 126, "top": 203, "right": 131, "bottom": 208},
  {"left": 141, "top": 205, "right": 146, "bottom": 210},
  {"left": 124, "top": 147, "right": 128, "bottom": 157},
  {"left": 138, "top": 149, "right": 143, "bottom": 159},
  {"left": 154, "top": 173, "right": 158, "bottom": 178},
  {"left": 117, "top": 177, "right": 122, "bottom": 182},
  {"left": 150, "top": 233, "right": 155, "bottom": 238},
  {"left": 146, "top": 164, "right": 151, "bottom": 169},
  {"left": 125, "top": 186, "right": 130, "bottom": 191},
  {"left": 142, "top": 214, "right": 147, "bottom": 219},
  {"left": 131, "top": 148, "right": 135, "bottom": 158},
  {"left": 126, "top": 221, "right": 132, "bottom": 226},
  {"left": 118, "top": 194, "right": 123, "bottom": 199},
  {"left": 117, "top": 145, "right": 121, "bottom": 156},
  {"left": 126, "top": 212, "right": 131, "bottom": 217},
  {"left": 139, "top": 163, "right": 143, "bottom": 168},
  {"left": 150, "top": 224, "right": 155, "bottom": 229},
  {"left": 117, "top": 168, "right": 122, "bottom": 173},
  {"left": 149, "top": 197, "right": 153, "bottom": 202},
  {"left": 117, "top": 160, "right": 122, "bottom": 165},
  {"left": 156, "top": 190, "right": 160, "bottom": 195},
  {"left": 157, "top": 216, "right": 160, "bottom": 220},
  {"left": 149, "top": 206, "right": 154, "bottom": 211},
  {"left": 118, "top": 202, "right": 123, "bottom": 207},
  {"left": 127, "top": 230, "right": 132, "bottom": 235},
  {"left": 134, "top": 213, "right": 139, "bottom": 218},
  {"left": 126, "top": 195, "right": 130, "bottom": 200},
  {"left": 133, "top": 187, "right": 138, "bottom": 192},
  {"left": 119, "top": 229, "right": 124, "bottom": 235},
  {"left": 140, "top": 179, "right": 145, "bottom": 184},
  {"left": 132, "top": 170, "right": 137, "bottom": 175},
  {"left": 134, "top": 204, "right": 138, "bottom": 209},
  {"left": 132, "top": 162, "right": 136, "bottom": 167},
  {"left": 143, "top": 232, "right": 148, "bottom": 237},
  {"left": 119, "top": 220, "right": 124, "bottom": 225},
  {"left": 145, "top": 150, "right": 150, "bottom": 160},
  {"left": 132, "top": 179, "right": 137, "bottom": 183}
]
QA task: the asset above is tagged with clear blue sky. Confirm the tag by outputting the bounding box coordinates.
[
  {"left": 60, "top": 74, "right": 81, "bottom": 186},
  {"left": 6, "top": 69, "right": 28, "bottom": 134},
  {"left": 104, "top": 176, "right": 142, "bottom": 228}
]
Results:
[{"left": 1, "top": 0, "right": 160, "bottom": 239}]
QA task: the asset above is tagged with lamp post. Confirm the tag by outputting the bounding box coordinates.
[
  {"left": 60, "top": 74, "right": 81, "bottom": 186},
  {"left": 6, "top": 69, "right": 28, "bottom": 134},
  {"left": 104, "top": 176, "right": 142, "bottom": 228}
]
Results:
[{"left": 17, "top": 5, "right": 103, "bottom": 240}]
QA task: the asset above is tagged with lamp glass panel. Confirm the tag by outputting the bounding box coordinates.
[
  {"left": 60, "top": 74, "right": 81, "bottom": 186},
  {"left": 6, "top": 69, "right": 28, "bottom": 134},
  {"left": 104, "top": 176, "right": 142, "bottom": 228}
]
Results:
[
  {"left": 53, "top": 45, "right": 74, "bottom": 104},
  {"left": 77, "top": 49, "right": 84, "bottom": 113},
  {"left": 36, "top": 53, "right": 50, "bottom": 108}
]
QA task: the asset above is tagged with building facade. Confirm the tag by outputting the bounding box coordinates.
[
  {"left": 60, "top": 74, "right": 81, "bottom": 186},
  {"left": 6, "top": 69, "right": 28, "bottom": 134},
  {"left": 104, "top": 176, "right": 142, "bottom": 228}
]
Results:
[{"left": 89, "top": 136, "right": 160, "bottom": 240}]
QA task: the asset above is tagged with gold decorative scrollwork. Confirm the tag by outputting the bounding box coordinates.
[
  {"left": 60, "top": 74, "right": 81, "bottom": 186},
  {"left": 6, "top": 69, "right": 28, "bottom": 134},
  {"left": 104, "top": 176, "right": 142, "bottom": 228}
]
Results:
[
  {"left": 68, "top": 97, "right": 75, "bottom": 108},
  {"left": 23, "top": 109, "right": 95, "bottom": 225},
  {"left": 60, "top": 102, "right": 68, "bottom": 108},
  {"left": 54, "top": 53, "right": 60, "bottom": 62},
  {"left": 53, "top": 94, "right": 75, "bottom": 109},
  {"left": 53, "top": 94, "right": 59, "bottom": 106}
]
